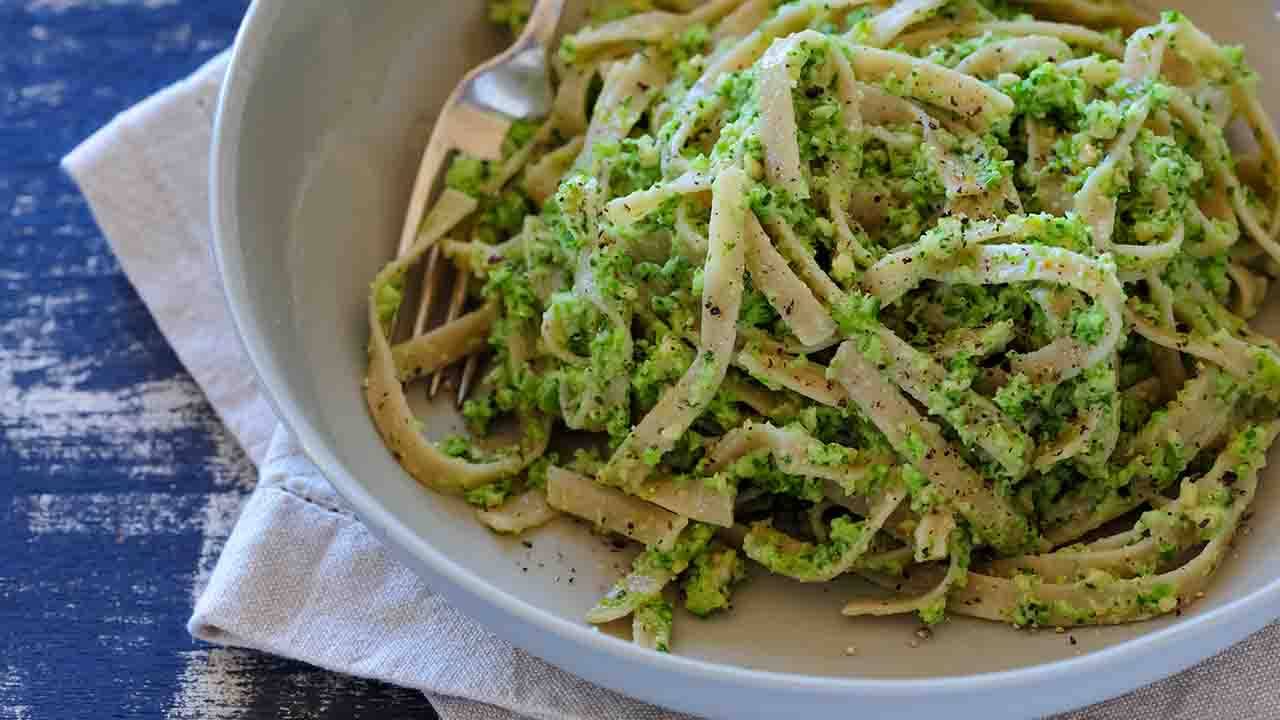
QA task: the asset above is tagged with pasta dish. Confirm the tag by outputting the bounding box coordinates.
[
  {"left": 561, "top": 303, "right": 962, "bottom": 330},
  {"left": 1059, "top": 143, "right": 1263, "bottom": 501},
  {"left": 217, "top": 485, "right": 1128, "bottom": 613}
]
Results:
[{"left": 365, "top": 0, "right": 1280, "bottom": 652}]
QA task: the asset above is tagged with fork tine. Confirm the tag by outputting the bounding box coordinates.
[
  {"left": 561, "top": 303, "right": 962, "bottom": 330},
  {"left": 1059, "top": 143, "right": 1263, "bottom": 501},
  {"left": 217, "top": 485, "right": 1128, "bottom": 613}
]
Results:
[
  {"left": 384, "top": 0, "right": 563, "bottom": 408},
  {"left": 387, "top": 0, "right": 563, "bottom": 408},
  {"left": 457, "top": 354, "right": 481, "bottom": 408},
  {"left": 411, "top": 244, "right": 444, "bottom": 341},
  {"left": 431, "top": 270, "right": 470, "bottom": 397}
]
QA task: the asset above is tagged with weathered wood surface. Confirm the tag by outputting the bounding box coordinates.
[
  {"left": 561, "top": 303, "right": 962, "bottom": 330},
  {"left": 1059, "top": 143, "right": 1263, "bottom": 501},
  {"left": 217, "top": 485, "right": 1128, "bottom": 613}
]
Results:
[{"left": 0, "top": 2, "right": 438, "bottom": 717}]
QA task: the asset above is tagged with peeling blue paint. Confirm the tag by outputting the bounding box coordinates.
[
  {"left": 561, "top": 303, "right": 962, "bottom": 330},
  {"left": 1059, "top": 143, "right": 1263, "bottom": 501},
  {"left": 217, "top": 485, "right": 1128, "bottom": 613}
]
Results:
[
  {"left": 1, "top": 3, "right": 443, "bottom": 716},
  {"left": 2, "top": 2, "right": 237, "bottom": 717}
]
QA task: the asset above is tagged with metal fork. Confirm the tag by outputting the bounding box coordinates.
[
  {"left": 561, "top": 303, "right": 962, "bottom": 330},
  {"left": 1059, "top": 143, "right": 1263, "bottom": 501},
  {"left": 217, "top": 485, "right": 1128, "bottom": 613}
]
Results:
[{"left": 395, "top": 0, "right": 566, "bottom": 405}]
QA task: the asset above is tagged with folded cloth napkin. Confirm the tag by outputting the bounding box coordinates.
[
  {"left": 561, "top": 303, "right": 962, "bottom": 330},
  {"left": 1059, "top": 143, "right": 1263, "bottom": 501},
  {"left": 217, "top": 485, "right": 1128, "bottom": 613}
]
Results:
[{"left": 62, "top": 48, "right": 1280, "bottom": 720}]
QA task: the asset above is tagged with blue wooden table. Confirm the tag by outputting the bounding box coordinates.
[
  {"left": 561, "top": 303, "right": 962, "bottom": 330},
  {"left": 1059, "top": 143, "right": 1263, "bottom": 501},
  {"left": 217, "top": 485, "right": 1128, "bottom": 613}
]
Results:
[{"left": 0, "top": 3, "right": 438, "bottom": 717}]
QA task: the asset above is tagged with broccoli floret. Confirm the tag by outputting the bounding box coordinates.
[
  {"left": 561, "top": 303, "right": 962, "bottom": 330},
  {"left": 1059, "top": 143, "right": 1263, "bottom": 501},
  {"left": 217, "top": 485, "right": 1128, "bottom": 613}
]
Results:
[
  {"left": 741, "top": 516, "right": 866, "bottom": 581},
  {"left": 1072, "top": 363, "right": 1116, "bottom": 410},
  {"left": 482, "top": 261, "right": 540, "bottom": 321},
  {"left": 462, "top": 393, "right": 500, "bottom": 435},
  {"left": 683, "top": 544, "right": 746, "bottom": 616},
  {"left": 1022, "top": 213, "right": 1093, "bottom": 252},
  {"left": 1148, "top": 437, "right": 1188, "bottom": 490},
  {"left": 831, "top": 291, "right": 881, "bottom": 336},
  {"left": 502, "top": 119, "right": 539, "bottom": 156},
  {"left": 605, "top": 135, "right": 663, "bottom": 197},
  {"left": 902, "top": 464, "right": 937, "bottom": 512},
  {"left": 1228, "top": 422, "right": 1268, "bottom": 474},
  {"left": 739, "top": 283, "right": 780, "bottom": 330},
  {"left": 524, "top": 454, "right": 556, "bottom": 491},
  {"left": 1249, "top": 343, "right": 1280, "bottom": 394},
  {"left": 640, "top": 523, "right": 717, "bottom": 575},
  {"left": 440, "top": 435, "right": 474, "bottom": 458},
  {"left": 1012, "top": 596, "right": 1052, "bottom": 628},
  {"left": 464, "top": 478, "right": 513, "bottom": 509},
  {"left": 1082, "top": 99, "right": 1125, "bottom": 140},
  {"left": 796, "top": 405, "right": 894, "bottom": 455},
  {"left": 720, "top": 450, "right": 825, "bottom": 502},
  {"left": 633, "top": 597, "right": 674, "bottom": 653},
  {"left": 900, "top": 427, "right": 928, "bottom": 464},
  {"left": 665, "top": 23, "right": 710, "bottom": 67},
  {"left": 475, "top": 189, "right": 531, "bottom": 245},
  {"left": 447, "top": 119, "right": 541, "bottom": 199},
  {"left": 641, "top": 447, "right": 664, "bottom": 467},
  {"left": 444, "top": 154, "right": 491, "bottom": 197},
  {"left": 632, "top": 335, "right": 695, "bottom": 411},
  {"left": 806, "top": 439, "right": 852, "bottom": 467},
  {"left": 1005, "top": 63, "right": 1087, "bottom": 128},
  {"left": 374, "top": 274, "right": 404, "bottom": 328},
  {"left": 1135, "top": 582, "right": 1178, "bottom": 613},
  {"left": 994, "top": 373, "right": 1037, "bottom": 423},
  {"left": 1070, "top": 303, "right": 1109, "bottom": 345}
]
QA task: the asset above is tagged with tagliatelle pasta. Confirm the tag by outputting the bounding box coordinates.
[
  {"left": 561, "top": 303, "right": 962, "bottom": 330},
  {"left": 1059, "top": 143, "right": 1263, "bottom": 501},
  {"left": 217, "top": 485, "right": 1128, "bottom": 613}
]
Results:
[{"left": 366, "top": 0, "right": 1280, "bottom": 652}]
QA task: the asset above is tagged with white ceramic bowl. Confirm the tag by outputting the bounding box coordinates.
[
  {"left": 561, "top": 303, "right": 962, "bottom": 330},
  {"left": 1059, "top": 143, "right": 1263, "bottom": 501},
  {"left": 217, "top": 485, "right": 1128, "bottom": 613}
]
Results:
[{"left": 212, "top": 2, "right": 1280, "bottom": 717}]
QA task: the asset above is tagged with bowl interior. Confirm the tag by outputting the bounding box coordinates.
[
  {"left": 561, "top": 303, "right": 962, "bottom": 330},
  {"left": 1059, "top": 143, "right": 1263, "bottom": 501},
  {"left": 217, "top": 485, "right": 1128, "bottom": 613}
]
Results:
[{"left": 218, "top": 0, "right": 1280, "bottom": 691}]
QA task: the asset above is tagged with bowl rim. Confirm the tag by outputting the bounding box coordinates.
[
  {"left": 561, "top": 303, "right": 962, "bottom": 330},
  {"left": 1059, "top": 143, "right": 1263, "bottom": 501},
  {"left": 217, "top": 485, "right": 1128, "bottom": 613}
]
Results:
[{"left": 209, "top": 1, "right": 1280, "bottom": 716}]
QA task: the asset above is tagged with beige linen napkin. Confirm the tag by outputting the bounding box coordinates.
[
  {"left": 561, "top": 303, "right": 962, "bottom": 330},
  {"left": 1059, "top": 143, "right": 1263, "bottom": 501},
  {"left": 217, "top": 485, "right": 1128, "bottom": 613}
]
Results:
[{"left": 62, "top": 49, "right": 1280, "bottom": 720}]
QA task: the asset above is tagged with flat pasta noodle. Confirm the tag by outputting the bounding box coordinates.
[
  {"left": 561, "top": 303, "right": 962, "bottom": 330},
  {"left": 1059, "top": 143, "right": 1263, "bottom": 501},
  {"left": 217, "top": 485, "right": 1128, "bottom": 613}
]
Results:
[
  {"left": 546, "top": 466, "right": 690, "bottom": 549},
  {"left": 843, "top": 43, "right": 1015, "bottom": 130},
  {"left": 735, "top": 336, "right": 845, "bottom": 407},
  {"left": 830, "top": 341, "right": 1040, "bottom": 555},
  {"left": 763, "top": 216, "right": 846, "bottom": 304},
  {"left": 860, "top": 215, "right": 1032, "bottom": 306},
  {"left": 743, "top": 211, "right": 837, "bottom": 345},
  {"left": 366, "top": 190, "right": 550, "bottom": 493},
  {"left": 1045, "top": 366, "right": 1239, "bottom": 545},
  {"left": 952, "top": 36, "right": 1074, "bottom": 78},
  {"left": 742, "top": 480, "right": 908, "bottom": 582},
  {"left": 586, "top": 522, "right": 716, "bottom": 623},
  {"left": 639, "top": 474, "right": 736, "bottom": 527},
  {"left": 957, "top": 421, "right": 1279, "bottom": 626},
  {"left": 364, "top": 1, "right": 1280, "bottom": 648},
  {"left": 866, "top": 242, "right": 1126, "bottom": 384},
  {"left": 600, "top": 167, "right": 750, "bottom": 492},
  {"left": 707, "top": 420, "right": 897, "bottom": 493},
  {"left": 551, "top": 65, "right": 596, "bottom": 135},
  {"left": 523, "top": 135, "right": 585, "bottom": 205},
  {"left": 476, "top": 488, "right": 559, "bottom": 534},
  {"left": 1129, "top": 303, "right": 1280, "bottom": 390},
  {"left": 932, "top": 320, "right": 1014, "bottom": 361},
  {"left": 605, "top": 169, "right": 713, "bottom": 227},
  {"left": 713, "top": 0, "right": 772, "bottom": 42},
  {"left": 561, "top": 0, "right": 745, "bottom": 62},
  {"left": 757, "top": 32, "right": 813, "bottom": 199},
  {"left": 1014, "top": 0, "right": 1152, "bottom": 33},
  {"left": 861, "top": 0, "right": 951, "bottom": 48},
  {"left": 898, "top": 20, "right": 1126, "bottom": 58},
  {"left": 574, "top": 54, "right": 668, "bottom": 177},
  {"left": 855, "top": 321, "right": 1035, "bottom": 480},
  {"left": 663, "top": 0, "right": 878, "bottom": 169},
  {"left": 844, "top": 528, "right": 970, "bottom": 618}
]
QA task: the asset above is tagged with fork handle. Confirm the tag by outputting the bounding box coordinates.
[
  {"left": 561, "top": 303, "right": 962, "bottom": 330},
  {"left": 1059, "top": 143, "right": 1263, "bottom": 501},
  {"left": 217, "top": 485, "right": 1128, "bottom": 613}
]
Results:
[{"left": 521, "top": 0, "right": 567, "bottom": 50}]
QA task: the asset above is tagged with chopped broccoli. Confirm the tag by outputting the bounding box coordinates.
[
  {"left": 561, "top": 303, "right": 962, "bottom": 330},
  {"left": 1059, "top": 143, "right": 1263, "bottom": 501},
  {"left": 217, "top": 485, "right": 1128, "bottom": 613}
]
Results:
[
  {"left": 464, "top": 478, "right": 513, "bottom": 509},
  {"left": 633, "top": 597, "right": 674, "bottom": 652},
  {"left": 742, "top": 516, "right": 867, "bottom": 581},
  {"left": 444, "top": 154, "right": 491, "bottom": 197},
  {"left": 1070, "top": 303, "right": 1109, "bottom": 345},
  {"left": 683, "top": 544, "right": 746, "bottom": 616}
]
